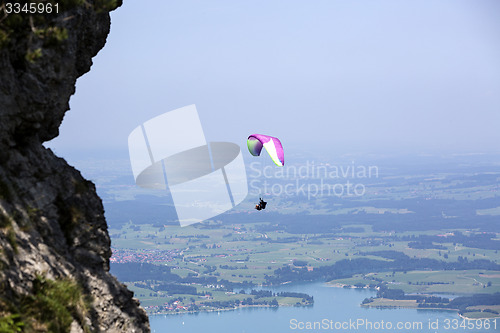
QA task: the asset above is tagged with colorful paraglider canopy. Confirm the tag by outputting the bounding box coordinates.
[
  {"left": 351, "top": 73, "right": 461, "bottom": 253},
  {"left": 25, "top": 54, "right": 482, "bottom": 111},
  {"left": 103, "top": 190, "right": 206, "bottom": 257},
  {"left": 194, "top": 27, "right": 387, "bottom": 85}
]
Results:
[{"left": 247, "top": 134, "right": 284, "bottom": 166}]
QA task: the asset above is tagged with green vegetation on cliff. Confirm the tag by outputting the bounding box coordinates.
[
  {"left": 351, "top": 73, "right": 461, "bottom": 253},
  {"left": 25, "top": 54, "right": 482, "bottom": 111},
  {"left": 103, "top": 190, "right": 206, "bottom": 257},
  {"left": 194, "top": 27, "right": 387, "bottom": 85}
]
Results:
[{"left": 0, "top": 275, "right": 91, "bottom": 332}]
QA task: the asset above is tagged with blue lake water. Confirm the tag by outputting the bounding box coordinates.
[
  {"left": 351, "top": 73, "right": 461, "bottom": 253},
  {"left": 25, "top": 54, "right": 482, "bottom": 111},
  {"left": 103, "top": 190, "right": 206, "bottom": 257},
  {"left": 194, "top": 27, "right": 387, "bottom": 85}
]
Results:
[{"left": 150, "top": 283, "right": 500, "bottom": 333}]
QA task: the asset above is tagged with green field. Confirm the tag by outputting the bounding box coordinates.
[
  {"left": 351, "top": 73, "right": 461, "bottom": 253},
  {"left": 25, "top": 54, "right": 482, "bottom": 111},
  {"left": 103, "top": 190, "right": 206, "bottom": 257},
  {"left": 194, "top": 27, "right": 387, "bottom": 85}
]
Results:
[
  {"left": 109, "top": 221, "right": 500, "bottom": 316},
  {"left": 110, "top": 222, "right": 500, "bottom": 286},
  {"left": 97, "top": 157, "right": 500, "bottom": 316},
  {"left": 126, "top": 282, "right": 310, "bottom": 314}
]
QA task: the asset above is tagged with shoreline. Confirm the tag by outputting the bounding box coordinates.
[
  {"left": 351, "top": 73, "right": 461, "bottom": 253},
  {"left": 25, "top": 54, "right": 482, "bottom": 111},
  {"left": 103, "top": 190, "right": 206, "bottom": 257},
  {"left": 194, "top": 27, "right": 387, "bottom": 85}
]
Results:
[
  {"left": 459, "top": 312, "right": 500, "bottom": 320},
  {"left": 361, "top": 300, "right": 500, "bottom": 320},
  {"left": 327, "top": 283, "right": 499, "bottom": 320},
  {"left": 146, "top": 302, "right": 310, "bottom": 316}
]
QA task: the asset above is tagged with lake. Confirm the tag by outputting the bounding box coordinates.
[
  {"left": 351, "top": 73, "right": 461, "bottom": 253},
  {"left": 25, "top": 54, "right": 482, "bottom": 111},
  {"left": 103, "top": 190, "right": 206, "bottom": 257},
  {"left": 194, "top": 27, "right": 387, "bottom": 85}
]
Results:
[{"left": 150, "top": 282, "right": 499, "bottom": 332}]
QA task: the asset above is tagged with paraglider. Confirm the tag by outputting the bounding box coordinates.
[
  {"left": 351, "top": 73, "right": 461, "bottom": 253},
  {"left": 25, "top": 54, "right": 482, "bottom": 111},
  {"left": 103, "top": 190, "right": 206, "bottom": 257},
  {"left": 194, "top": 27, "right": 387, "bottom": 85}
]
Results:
[
  {"left": 247, "top": 134, "right": 283, "bottom": 210},
  {"left": 247, "top": 134, "right": 284, "bottom": 167},
  {"left": 255, "top": 198, "right": 267, "bottom": 211}
]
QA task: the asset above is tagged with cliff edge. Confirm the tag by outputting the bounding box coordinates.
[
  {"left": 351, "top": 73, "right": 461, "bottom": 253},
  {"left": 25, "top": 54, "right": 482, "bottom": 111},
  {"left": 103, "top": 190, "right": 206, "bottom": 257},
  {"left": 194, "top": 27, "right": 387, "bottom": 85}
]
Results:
[{"left": 0, "top": 1, "right": 150, "bottom": 331}]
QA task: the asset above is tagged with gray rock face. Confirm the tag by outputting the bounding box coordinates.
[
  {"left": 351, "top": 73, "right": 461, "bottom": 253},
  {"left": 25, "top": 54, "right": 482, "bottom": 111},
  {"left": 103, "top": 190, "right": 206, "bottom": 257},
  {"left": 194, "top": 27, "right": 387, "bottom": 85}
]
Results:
[{"left": 0, "top": 2, "right": 150, "bottom": 332}]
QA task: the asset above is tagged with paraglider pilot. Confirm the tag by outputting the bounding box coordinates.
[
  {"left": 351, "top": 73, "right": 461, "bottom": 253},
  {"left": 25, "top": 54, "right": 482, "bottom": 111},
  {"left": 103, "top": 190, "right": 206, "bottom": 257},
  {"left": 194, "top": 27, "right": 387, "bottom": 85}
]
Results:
[{"left": 255, "top": 198, "right": 267, "bottom": 211}]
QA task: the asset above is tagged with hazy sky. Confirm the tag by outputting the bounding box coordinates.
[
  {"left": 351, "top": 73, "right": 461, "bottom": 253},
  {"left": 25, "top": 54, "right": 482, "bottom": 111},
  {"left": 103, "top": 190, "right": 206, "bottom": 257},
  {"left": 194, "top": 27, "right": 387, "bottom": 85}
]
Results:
[{"left": 46, "top": 0, "right": 500, "bottom": 158}]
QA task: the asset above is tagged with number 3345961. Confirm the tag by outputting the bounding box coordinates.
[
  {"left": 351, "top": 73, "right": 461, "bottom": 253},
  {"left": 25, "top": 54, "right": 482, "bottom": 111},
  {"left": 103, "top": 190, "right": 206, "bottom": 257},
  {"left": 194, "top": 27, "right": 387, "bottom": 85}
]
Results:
[{"left": 4, "top": 2, "right": 59, "bottom": 14}]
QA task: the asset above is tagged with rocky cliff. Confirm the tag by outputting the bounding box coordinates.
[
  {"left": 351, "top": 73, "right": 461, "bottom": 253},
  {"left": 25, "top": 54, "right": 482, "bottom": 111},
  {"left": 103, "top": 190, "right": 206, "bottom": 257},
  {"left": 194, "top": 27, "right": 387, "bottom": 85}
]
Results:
[{"left": 0, "top": 1, "right": 150, "bottom": 331}]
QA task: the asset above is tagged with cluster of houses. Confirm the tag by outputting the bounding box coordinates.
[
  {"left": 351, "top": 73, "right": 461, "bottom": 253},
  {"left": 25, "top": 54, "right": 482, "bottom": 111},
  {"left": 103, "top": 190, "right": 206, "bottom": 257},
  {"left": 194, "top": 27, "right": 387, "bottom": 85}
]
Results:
[{"left": 110, "top": 248, "right": 180, "bottom": 263}]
